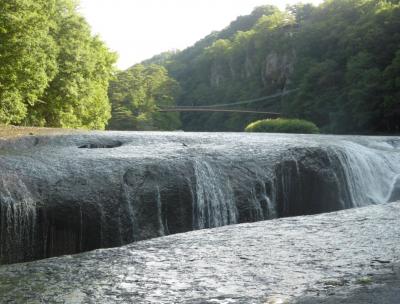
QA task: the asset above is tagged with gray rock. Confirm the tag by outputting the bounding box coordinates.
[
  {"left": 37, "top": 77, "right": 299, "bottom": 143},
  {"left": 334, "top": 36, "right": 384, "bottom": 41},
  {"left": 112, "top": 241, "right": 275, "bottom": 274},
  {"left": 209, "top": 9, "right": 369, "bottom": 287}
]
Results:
[
  {"left": 0, "top": 132, "right": 399, "bottom": 264},
  {"left": 0, "top": 202, "right": 399, "bottom": 303},
  {"left": 389, "top": 176, "right": 400, "bottom": 202}
]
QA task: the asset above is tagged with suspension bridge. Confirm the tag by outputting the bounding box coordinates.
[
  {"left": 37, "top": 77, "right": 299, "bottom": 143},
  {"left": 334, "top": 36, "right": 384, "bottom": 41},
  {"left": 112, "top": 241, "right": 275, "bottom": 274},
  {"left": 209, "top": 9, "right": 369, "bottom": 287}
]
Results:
[{"left": 158, "top": 89, "right": 298, "bottom": 117}]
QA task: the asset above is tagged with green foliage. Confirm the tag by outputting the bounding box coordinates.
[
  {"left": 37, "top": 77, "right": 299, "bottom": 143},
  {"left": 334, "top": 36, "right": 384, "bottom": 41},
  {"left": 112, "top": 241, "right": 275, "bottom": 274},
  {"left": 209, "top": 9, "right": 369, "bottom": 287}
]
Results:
[
  {"left": 204, "top": 39, "right": 233, "bottom": 62},
  {"left": 357, "top": 276, "right": 373, "bottom": 285},
  {"left": 286, "top": 0, "right": 400, "bottom": 133},
  {"left": 26, "top": 0, "right": 116, "bottom": 129},
  {"left": 382, "top": 50, "right": 400, "bottom": 131},
  {"left": 141, "top": 50, "right": 180, "bottom": 66},
  {"left": 245, "top": 118, "right": 320, "bottom": 134},
  {"left": 146, "top": 0, "right": 400, "bottom": 134},
  {"left": 0, "top": 0, "right": 116, "bottom": 129},
  {"left": 0, "top": 0, "right": 58, "bottom": 124},
  {"left": 108, "top": 64, "right": 181, "bottom": 131}
]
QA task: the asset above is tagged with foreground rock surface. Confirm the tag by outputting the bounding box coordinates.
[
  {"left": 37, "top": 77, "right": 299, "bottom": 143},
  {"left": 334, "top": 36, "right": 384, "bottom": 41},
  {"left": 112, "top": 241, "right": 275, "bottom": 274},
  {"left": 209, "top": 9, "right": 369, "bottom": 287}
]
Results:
[{"left": 0, "top": 202, "right": 399, "bottom": 303}]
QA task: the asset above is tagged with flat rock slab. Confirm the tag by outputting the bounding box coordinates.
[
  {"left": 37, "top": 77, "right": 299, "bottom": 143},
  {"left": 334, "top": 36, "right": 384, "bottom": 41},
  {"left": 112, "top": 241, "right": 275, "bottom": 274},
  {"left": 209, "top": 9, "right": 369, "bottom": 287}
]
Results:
[{"left": 0, "top": 202, "right": 399, "bottom": 303}]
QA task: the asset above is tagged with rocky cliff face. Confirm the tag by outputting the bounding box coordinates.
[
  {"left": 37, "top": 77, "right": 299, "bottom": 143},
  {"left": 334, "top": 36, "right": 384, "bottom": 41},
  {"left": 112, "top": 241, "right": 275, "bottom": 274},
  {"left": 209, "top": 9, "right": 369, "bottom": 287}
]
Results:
[
  {"left": 0, "top": 132, "right": 399, "bottom": 264},
  {"left": 209, "top": 51, "right": 295, "bottom": 91},
  {"left": 262, "top": 51, "right": 295, "bottom": 90}
]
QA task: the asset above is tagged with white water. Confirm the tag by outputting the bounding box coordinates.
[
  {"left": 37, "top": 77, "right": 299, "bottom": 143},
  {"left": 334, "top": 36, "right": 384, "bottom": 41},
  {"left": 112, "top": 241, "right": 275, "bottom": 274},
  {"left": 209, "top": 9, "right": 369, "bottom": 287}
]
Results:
[
  {"left": 333, "top": 140, "right": 400, "bottom": 207},
  {"left": 192, "top": 160, "right": 238, "bottom": 229},
  {"left": 191, "top": 139, "right": 400, "bottom": 225},
  {"left": 0, "top": 175, "right": 37, "bottom": 263}
]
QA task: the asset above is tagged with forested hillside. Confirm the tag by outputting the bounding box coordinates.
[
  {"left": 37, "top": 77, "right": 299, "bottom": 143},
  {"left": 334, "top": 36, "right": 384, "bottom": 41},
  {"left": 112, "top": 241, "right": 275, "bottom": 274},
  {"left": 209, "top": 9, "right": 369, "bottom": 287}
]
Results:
[
  {"left": 142, "top": 0, "right": 400, "bottom": 133},
  {"left": 0, "top": 0, "right": 116, "bottom": 129}
]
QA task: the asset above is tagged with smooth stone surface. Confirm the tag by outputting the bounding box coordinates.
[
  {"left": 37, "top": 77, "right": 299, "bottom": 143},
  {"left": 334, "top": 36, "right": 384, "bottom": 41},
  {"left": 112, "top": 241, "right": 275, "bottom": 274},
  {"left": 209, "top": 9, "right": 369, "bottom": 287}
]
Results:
[{"left": 0, "top": 202, "right": 399, "bottom": 303}]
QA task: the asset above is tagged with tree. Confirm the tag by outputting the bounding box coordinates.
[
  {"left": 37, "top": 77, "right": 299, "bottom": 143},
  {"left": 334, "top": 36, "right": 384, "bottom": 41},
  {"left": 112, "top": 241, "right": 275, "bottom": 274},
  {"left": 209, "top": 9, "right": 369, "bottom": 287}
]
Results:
[
  {"left": 291, "top": 59, "right": 343, "bottom": 130},
  {"left": 0, "top": 0, "right": 58, "bottom": 124},
  {"left": 345, "top": 52, "right": 383, "bottom": 131},
  {"left": 108, "top": 64, "right": 181, "bottom": 131},
  {"left": 26, "top": 0, "right": 117, "bottom": 129},
  {"left": 382, "top": 50, "right": 400, "bottom": 131},
  {"left": 0, "top": 0, "right": 116, "bottom": 129}
]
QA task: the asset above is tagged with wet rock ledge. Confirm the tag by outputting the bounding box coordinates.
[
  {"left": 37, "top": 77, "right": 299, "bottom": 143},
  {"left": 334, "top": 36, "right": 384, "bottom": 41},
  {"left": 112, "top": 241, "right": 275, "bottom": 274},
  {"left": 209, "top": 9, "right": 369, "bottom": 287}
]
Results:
[
  {"left": 1, "top": 132, "right": 399, "bottom": 265},
  {"left": 0, "top": 202, "right": 399, "bottom": 303}
]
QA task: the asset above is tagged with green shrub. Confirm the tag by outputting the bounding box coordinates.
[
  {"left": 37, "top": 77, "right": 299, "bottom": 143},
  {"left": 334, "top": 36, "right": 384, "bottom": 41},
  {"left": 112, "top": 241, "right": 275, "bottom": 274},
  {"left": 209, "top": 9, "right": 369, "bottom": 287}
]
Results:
[{"left": 245, "top": 118, "right": 319, "bottom": 134}]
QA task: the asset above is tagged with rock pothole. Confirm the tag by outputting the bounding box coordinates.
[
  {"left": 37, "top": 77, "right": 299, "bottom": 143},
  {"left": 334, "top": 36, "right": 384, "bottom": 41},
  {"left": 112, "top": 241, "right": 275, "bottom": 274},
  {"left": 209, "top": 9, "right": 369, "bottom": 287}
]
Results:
[{"left": 78, "top": 141, "right": 123, "bottom": 149}]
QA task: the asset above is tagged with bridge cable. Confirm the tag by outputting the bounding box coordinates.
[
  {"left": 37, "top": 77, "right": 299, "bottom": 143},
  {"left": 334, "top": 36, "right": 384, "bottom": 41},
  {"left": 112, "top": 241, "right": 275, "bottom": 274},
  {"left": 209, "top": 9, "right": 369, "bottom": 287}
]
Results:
[{"left": 176, "top": 89, "right": 298, "bottom": 109}]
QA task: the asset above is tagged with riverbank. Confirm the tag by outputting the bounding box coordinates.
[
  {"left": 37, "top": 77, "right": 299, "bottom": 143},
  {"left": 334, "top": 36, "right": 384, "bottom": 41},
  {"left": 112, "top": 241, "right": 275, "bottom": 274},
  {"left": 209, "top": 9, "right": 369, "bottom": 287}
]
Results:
[{"left": 0, "top": 125, "right": 82, "bottom": 139}]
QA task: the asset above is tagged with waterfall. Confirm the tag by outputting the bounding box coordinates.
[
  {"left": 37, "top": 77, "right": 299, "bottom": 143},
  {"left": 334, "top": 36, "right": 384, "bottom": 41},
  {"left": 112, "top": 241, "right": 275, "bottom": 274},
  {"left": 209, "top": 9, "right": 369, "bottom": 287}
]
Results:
[
  {"left": 388, "top": 174, "right": 400, "bottom": 202},
  {"left": 155, "top": 185, "right": 166, "bottom": 236},
  {"left": 0, "top": 176, "right": 37, "bottom": 264},
  {"left": 1, "top": 133, "right": 400, "bottom": 264},
  {"left": 192, "top": 160, "right": 238, "bottom": 229},
  {"left": 333, "top": 140, "right": 400, "bottom": 207},
  {"left": 249, "top": 179, "right": 276, "bottom": 220}
]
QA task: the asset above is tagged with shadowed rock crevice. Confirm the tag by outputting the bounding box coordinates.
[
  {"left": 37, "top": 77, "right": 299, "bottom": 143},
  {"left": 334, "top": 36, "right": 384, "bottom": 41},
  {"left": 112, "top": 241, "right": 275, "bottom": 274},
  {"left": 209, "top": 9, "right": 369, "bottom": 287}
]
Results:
[
  {"left": 274, "top": 149, "right": 352, "bottom": 217},
  {"left": 38, "top": 205, "right": 103, "bottom": 258},
  {"left": 78, "top": 140, "right": 123, "bottom": 149},
  {"left": 0, "top": 202, "right": 103, "bottom": 264}
]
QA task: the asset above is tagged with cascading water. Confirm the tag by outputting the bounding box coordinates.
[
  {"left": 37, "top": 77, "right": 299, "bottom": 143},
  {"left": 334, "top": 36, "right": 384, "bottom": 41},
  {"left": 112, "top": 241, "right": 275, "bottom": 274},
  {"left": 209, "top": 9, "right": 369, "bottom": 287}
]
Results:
[
  {"left": 332, "top": 140, "right": 400, "bottom": 206},
  {"left": 0, "top": 175, "right": 37, "bottom": 264},
  {"left": 0, "top": 132, "right": 399, "bottom": 264},
  {"left": 192, "top": 160, "right": 238, "bottom": 229}
]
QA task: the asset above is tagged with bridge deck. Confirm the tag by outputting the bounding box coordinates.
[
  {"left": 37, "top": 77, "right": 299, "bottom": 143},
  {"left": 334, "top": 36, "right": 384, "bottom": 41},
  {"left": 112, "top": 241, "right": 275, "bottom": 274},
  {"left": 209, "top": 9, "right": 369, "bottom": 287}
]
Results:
[{"left": 159, "top": 107, "right": 280, "bottom": 116}]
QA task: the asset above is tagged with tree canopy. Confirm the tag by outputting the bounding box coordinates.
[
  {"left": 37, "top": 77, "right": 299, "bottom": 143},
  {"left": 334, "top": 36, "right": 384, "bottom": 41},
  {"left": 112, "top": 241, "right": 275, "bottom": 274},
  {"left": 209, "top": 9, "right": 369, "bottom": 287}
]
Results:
[
  {"left": 0, "top": 0, "right": 58, "bottom": 124},
  {"left": 108, "top": 64, "right": 181, "bottom": 131},
  {"left": 0, "top": 0, "right": 116, "bottom": 129}
]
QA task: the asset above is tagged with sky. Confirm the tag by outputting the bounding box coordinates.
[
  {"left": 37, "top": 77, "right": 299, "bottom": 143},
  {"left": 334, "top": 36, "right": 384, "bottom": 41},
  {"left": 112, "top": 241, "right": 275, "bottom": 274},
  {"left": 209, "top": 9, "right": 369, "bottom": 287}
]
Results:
[{"left": 79, "top": 0, "right": 323, "bottom": 69}]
